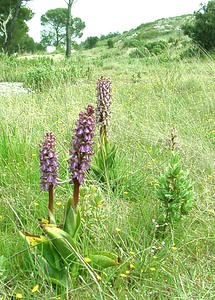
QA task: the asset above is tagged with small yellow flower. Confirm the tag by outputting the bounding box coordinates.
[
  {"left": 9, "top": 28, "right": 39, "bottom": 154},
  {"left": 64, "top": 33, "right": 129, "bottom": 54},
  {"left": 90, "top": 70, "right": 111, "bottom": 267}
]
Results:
[
  {"left": 96, "top": 275, "right": 101, "bottom": 280},
  {"left": 97, "top": 201, "right": 104, "bottom": 207},
  {"left": 208, "top": 175, "right": 213, "bottom": 180},
  {"left": 129, "top": 263, "right": 135, "bottom": 269},
  {"left": 31, "top": 284, "right": 39, "bottom": 293},
  {"left": 84, "top": 257, "right": 91, "bottom": 263},
  {"left": 172, "top": 246, "right": 177, "bottom": 251},
  {"left": 56, "top": 201, "right": 62, "bottom": 206},
  {"left": 32, "top": 153, "right": 37, "bottom": 157},
  {"left": 123, "top": 191, "right": 129, "bottom": 195},
  {"left": 150, "top": 267, "right": 156, "bottom": 271},
  {"left": 120, "top": 273, "right": 127, "bottom": 278},
  {"left": 16, "top": 294, "right": 23, "bottom": 299},
  {"left": 153, "top": 256, "right": 157, "bottom": 259},
  {"left": 33, "top": 202, "right": 39, "bottom": 206},
  {"left": 129, "top": 251, "right": 135, "bottom": 255},
  {"left": 125, "top": 270, "right": 130, "bottom": 274},
  {"left": 115, "top": 227, "right": 121, "bottom": 233}
]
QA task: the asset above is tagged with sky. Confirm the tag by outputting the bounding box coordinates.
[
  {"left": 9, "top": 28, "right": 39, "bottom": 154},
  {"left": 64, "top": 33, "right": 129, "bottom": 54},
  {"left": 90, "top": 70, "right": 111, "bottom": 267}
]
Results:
[{"left": 27, "top": 0, "right": 208, "bottom": 43}]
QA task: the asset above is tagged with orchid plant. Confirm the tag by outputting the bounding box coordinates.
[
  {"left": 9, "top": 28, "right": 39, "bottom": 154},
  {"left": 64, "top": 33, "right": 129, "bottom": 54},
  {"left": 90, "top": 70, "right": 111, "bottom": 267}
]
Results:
[
  {"left": 155, "top": 128, "right": 194, "bottom": 236},
  {"left": 92, "top": 76, "right": 118, "bottom": 185},
  {"left": 20, "top": 105, "right": 120, "bottom": 287}
]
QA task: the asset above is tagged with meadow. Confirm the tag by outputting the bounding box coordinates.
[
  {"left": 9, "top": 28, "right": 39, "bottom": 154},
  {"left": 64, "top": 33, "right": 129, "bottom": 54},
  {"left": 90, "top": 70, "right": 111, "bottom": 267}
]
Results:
[{"left": 0, "top": 40, "right": 215, "bottom": 300}]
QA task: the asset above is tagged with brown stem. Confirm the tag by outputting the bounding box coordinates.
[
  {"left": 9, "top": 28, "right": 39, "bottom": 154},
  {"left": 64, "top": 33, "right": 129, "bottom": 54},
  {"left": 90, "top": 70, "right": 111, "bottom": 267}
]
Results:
[
  {"left": 73, "top": 178, "right": 80, "bottom": 208},
  {"left": 48, "top": 184, "right": 54, "bottom": 214}
]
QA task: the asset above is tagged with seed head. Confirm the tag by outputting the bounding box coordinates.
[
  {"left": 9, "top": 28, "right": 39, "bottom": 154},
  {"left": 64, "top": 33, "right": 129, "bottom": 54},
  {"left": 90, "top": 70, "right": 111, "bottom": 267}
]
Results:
[{"left": 96, "top": 76, "right": 112, "bottom": 135}]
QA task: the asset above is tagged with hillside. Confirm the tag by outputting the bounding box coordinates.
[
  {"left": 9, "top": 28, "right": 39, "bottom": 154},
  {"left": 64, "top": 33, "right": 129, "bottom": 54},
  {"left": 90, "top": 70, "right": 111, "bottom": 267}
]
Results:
[{"left": 95, "top": 14, "right": 193, "bottom": 45}]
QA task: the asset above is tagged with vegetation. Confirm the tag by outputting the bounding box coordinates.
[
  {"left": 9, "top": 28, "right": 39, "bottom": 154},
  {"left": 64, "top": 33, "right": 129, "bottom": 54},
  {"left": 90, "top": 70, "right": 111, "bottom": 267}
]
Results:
[
  {"left": 0, "top": 12, "right": 215, "bottom": 300},
  {"left": 182, "top": 0, "right": 215, "bottom": 51},
  {"left": 0, "top": 0, "right": 35, "bottom": 54}
]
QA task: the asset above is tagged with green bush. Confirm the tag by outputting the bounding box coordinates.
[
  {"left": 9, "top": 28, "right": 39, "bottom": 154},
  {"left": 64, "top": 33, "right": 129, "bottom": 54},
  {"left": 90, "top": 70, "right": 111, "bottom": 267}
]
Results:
[
  {"left": 107, "top": 39, "right": 114, "bottom": 49},
  {"left": 23, "top": 66, "right": 53, "bottom": 92},
  {"left": 122, "top": 38, "right": 140, "bottom": 48},
  {"left": 129, "top": 47, "right": 150, "bottom": 58}
]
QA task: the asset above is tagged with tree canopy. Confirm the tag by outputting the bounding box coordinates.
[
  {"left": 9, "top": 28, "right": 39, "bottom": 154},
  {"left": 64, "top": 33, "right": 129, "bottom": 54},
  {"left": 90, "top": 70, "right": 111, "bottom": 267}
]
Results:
[
  {"left": 40, "top": 8, "right": 85, "bottom": 49},
  {"left": 182, "top": 0, "right": 215, "bottom": 51},
  {"left": 0, "top": 0, "right": 35, "bottom": 53}
]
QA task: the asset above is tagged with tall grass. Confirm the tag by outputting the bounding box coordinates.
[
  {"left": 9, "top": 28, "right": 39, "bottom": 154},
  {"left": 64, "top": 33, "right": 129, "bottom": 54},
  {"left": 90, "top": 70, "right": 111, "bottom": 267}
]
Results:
[{"left": 0, "top": 46, "right": 215, "bottom": 299}]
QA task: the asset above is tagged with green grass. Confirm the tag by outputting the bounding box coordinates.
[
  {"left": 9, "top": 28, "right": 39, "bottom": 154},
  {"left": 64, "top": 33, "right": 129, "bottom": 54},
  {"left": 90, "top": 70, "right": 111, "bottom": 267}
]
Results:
[{"left": 0, "top": 43, "right": 215, "bottom": 299}]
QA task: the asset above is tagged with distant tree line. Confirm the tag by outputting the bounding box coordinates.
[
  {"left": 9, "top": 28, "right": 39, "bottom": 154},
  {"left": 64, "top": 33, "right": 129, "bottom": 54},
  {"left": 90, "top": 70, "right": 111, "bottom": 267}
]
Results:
[{"left": 1, "top": 0, "right": 215, "bottom": 55}]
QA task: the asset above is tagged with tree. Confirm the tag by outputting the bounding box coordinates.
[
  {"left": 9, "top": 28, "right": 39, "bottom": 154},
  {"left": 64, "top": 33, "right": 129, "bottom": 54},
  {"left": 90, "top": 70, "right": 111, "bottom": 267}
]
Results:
[
  {"left": 0, "top": 0, "right": 34, "bottom": 53},
  {"left": 40, "top": 8, "right": 85, "bottom": 49},
  {"left": 64, "top": 0, "right": 76, "bottom": 59},
  {"left": 182, "top": 0, "right": 215, "bottom": 51},
  {"left": 84, "top": 36, "right": 99, "bottom": 49}
]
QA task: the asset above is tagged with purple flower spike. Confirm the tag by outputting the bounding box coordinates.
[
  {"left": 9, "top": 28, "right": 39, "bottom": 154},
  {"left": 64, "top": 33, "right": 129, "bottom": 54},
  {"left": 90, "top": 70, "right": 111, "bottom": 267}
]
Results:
[
  {"left": 68, "top": 104, "right": 95, "bottom": 185},
  {"left": 39, "top": 132, "right": 59, "bottom": 191}
]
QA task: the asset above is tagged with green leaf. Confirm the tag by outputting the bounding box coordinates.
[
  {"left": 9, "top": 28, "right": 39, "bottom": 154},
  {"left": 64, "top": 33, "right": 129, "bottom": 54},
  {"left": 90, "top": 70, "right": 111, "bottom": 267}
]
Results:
[
  {"left": 42, "top": 226, "right": 77, "bottom": 266},
  {"left": 63, "top": 197, "right": 81, "bottom": 238},
  {"left": 88, "top": 251, "right": 120, "bottom": 269},
  {"left": 37, "top": 256, "right": 71, "bottom": 288},
  {"left": 19, "top": 230, "right": 62, "bottom": 270}
]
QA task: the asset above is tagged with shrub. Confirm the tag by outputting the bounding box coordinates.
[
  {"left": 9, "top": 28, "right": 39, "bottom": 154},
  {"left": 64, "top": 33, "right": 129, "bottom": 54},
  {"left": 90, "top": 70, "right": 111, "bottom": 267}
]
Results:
[
  {"left": 129, "top": 47, "right": 150, "bottom": 58},
  {"left": 107, "top": 39, "right": 114, "bottom": 48}
]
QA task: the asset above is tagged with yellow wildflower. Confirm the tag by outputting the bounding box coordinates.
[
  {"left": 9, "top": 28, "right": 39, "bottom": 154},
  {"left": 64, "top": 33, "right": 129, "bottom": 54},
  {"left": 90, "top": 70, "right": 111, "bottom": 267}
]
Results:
[
  {"left": 97, "top": 201, "right": 104, "bottom": 207},
  {"left": 84, "top": 257, "right": 91, "bottom": 263},
  {"left": 120, "top": 273, "right": 127, "bottom": 278},
  {"left": 31, "top": 284, "right": 39, "bottom": 293},
  {"left": 129, "top": 263, "right": 135, "bottom": 269},
  {"left": 150, "top": 267, "right": 156, "bottom": 271},
  {"left": 56, "top": 201, "right": 62, "bottom": 206},
  {"left": 115, "top": 227, "right": 121, "bottom": 233},
  {"left": 16, "top": 294, "right": 23, "bottom": 299}
]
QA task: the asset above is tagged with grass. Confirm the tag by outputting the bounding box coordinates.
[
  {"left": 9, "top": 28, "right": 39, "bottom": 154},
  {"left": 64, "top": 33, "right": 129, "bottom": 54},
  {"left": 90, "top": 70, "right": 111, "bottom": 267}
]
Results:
[{"left": 0, "top": 42, "right": 215, "bottom": 299}]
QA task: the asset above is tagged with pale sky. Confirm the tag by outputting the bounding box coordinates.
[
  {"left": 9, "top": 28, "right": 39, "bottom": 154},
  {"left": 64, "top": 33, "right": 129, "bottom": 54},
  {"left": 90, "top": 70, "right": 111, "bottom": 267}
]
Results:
[{"left": 27, "top": 0, "right": 208, "bottom": 43}]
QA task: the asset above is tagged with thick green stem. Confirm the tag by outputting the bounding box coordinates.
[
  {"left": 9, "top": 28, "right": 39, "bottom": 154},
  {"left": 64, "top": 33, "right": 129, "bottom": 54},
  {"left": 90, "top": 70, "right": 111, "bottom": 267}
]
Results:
[{"left": 100, "top": 126, "right": 107, "bottom": 142}]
